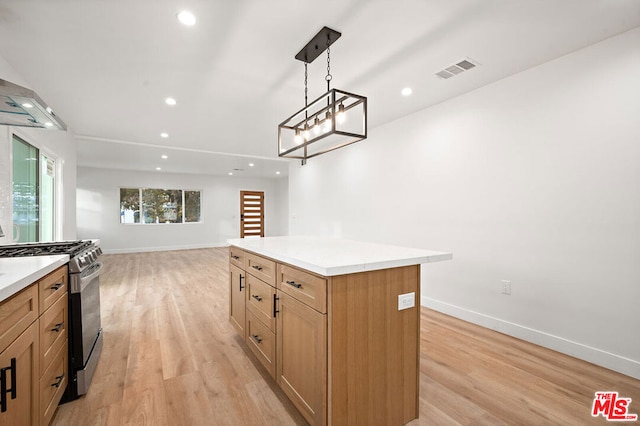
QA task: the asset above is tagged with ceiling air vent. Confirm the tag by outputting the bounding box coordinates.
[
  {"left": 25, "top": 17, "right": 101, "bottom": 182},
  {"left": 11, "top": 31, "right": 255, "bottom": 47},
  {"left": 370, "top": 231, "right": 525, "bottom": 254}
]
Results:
[{"left": 435, "top": 58, "right": 479, "bottom": 80}]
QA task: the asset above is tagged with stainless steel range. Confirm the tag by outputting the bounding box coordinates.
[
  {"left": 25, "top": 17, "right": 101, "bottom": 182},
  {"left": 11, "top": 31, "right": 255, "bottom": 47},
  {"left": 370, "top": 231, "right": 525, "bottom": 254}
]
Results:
[{"left": 0, "top": 240, "right": 104, "bottom": 401}]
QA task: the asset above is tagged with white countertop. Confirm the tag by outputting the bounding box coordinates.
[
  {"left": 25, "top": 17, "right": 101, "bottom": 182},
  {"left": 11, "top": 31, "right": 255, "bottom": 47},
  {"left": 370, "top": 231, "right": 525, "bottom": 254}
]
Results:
[
  {"left": 227, "top": 236, "right": 452, "bottom": 276},
  {"left": 0, "top": 255, "right": 69, "bottom": 302}
]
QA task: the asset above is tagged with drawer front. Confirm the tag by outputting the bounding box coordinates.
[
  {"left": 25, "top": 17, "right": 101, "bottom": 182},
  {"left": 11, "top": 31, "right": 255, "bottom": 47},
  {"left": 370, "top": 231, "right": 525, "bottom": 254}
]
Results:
[
  {"left": 0, "top": 284, "right": 38, "bottom": 353},
  {"left": 40, "top": 342, "right": 68, "bottom": 426},
  {"left": 40, "top": 292, "right": 68, "bottom": 375},
  {"left": 246, "top": 274, "right": 276, "bottom": 332},
  {"left": 245, "top": 252, "right": 276, "bottom": 286},
  {"left": 245, "top": 310, "right": 276, "bottom": 379},
  {"left": 229, "top": 247, "right": 246, "bottom": 269},
  {"left": 278, "top": 264, "right": 327, "bottom": 313},
  {"left": 39, "top": 265, "right": 68, "bottom": 314}
]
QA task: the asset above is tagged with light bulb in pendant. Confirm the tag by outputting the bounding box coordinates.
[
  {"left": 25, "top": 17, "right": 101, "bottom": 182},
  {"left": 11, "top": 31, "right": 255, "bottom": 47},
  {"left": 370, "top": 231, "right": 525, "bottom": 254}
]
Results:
[
  {"left": 336, "top": 103, "right": 346, "bottom": 124},
  {"left": 313, "top": 117, "right": 321, "bottom": 135},
  {"left": 303, "top": 123, "right": 310, "bottom": 140},
  {"left": 323, "top": 111, "right": 332, "bottom": 133},
  {"left": 294, "top": 128, "right": 303, "bottom": 145}
]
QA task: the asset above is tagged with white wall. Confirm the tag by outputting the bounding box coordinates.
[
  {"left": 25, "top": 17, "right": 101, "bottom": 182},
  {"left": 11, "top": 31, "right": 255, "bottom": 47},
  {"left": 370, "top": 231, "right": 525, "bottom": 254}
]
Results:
[
  {"left": 288, "top": 28, "right": 640, "bottom": 378},
  {"left": 0, "top": 55, "right": 78, "bottom": 243},
  {"left": 76, "top": 167, "right": 288, "bottom": 253}
]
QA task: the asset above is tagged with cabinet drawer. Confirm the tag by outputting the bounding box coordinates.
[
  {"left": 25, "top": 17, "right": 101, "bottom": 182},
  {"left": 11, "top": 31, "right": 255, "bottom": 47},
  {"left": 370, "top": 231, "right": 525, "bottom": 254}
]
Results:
[
  {"left": 40, "top": 342, "right": 67, "bottom": 426},
  {"left": 245, "top": 252, "right": 276, "bottom": 286},
  {"left": 245, "top": 310, "right": 276, "bottom": 379},
  {"left": 246, "top": 274, "right": 276, "bottom": 332},
  {"left": 278, "top": 264, "right": 327, "bottom": 314},
  {"left": 0, "top": 284, "right": 38, "bottom": 353},
  {"left": 38, "top": 265, "right": 68, "bottom": 315},
  {"left": 229, "top": 247, "right": 246, "bottom": 269},
  {"left": 40, "top": 292, "right": 68, "bottom": 375}
]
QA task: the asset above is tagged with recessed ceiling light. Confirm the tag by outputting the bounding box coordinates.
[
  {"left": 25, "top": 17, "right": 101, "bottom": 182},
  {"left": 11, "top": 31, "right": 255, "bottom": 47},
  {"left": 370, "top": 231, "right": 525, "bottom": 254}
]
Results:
[
  {"left": 177, "top": 10, "right": 196, "bottom": 26},
  {"left": 165, "top": 97, "right": 176, "bottom": 106},
  {"left": 228, "top": 172, "right": 233, "bottom": 176},
  {"left": 161, "top": 155, "right": 168, "bottom": 159},
  {"left": 160, "top": 132, "right": 169, "bottom": 138},
  {"left": 401, "top": 87, "right": 413, "bottom": 96},
  {"left": 249, "top": 163, "right": 254, "bottom": 167},
  {"left": 276, "top": 171, "right": 281, "bottom": 175},
  {"left": 156, "top": 167, "right": 161, "bottom": 171},
  {"left": 22, "top": 102, "right": 34, "bottom": 109}
]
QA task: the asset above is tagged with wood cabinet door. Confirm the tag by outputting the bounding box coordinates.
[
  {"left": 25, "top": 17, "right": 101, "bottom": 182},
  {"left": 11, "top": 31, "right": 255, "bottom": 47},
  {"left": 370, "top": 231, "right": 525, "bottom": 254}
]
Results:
[
  {"left": 229, "top": 264, "right": 246, "bottom": 338},
  {"left": 0, "top": 321, "right": 39, "bottom": 426},
  {"left": 276, "top": 292, "right": 326, "bottom": 426}
]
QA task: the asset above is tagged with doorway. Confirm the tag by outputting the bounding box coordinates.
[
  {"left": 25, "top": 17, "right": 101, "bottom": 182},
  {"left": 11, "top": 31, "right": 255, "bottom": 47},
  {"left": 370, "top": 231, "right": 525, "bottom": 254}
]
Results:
[{"left": 240, "top": 190, "right": 264, "bottom": 238}]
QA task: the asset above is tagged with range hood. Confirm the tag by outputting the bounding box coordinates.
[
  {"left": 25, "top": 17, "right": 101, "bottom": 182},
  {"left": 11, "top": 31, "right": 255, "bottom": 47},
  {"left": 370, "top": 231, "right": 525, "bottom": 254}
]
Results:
[{"left": 0, "top": 79, "right": 66, "bottom": 130}]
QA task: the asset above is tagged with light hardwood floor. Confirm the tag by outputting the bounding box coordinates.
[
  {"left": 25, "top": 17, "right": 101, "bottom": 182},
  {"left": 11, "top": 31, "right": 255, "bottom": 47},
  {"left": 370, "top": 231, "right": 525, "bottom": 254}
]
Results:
[{"left": 51, "top": 248, "right": 639, "bottom": 425}]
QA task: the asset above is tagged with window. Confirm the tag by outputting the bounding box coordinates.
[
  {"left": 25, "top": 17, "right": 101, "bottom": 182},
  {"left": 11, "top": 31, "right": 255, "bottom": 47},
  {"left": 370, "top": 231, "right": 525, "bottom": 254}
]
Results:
[
  {"left": 120, "top": 188, "right": 201, "bottom": 224},
  {"left": 12, "top": 135, "right": 57, "bottom": 242},
  {"left": 185, "top": 190, "right": 201, "bottom": 222}
]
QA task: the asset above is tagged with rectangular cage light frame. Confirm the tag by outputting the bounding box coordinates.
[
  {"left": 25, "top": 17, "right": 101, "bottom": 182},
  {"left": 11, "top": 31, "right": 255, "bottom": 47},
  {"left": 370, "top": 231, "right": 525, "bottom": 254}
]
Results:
[{"left": 278, "top": 88, "right": 367, "bottom": 161}]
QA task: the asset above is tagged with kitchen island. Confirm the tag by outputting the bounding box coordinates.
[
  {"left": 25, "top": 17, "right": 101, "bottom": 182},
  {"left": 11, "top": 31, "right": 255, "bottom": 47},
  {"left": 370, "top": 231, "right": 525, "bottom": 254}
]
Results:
[{"left": 227, "top": 236, "right": 452, "bottom": 426}]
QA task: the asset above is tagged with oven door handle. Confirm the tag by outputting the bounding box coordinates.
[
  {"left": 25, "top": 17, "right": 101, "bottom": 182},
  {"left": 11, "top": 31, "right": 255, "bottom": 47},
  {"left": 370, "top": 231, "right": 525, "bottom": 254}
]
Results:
[{"left": 72, "top": 262, "right": 104, "bottom": 294}]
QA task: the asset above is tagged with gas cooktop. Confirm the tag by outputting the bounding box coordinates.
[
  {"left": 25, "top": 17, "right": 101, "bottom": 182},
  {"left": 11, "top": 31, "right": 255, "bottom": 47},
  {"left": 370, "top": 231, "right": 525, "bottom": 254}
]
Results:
[{"left": 0, "top": 240, "right": 93, "bottom": 258}]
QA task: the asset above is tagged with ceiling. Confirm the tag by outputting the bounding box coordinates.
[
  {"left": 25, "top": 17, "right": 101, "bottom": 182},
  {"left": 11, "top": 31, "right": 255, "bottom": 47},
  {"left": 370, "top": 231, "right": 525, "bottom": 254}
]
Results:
[{"left": 1, "top": 0, "right": 639, "bottom": 178}]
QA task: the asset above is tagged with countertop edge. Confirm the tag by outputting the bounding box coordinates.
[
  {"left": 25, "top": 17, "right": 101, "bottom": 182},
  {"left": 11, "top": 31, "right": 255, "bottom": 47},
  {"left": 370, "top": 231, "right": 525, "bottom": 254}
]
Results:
[
  {"left": 227, "top": 237, "right": 453, "bottom": 277},
  {"left": 0, "top": 255, "right": 69, "bottom": 303}
]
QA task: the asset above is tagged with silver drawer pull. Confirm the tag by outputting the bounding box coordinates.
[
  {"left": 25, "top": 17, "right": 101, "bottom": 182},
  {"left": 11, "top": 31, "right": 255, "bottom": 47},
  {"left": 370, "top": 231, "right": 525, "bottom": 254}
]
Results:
[
  {"left": 286, "top": 280, "right": 302, "bottom": 289},
  {"left": 251, "top": 334, "right": 262, "bottom": 344},
  {"left": 251, "top": 265, "right": 263, "bottom": 271},
  {"left": 51, "top": 322, "right": 64, "bottom": 333},
  {"left": 251, "top": 294, "right": 263, "bottom": 302}
]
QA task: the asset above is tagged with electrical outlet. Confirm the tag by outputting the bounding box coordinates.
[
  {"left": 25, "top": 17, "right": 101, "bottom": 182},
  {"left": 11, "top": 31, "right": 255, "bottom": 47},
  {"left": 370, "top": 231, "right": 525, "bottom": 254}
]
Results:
[
  {"left": 398, "top": 292, "right": 415, "bottom": 310},
  {"left": 501, "top": 280, "right": 511, "bottom": 295}
]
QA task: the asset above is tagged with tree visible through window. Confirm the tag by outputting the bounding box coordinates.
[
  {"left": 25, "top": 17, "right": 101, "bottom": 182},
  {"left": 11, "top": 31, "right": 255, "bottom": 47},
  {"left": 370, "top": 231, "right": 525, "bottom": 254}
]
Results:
[
  {"left": 142, "top": 188, "right": 182, "bottom": 223},
  {"left": 120, "top": 188, "right": 140, "bottom": 223},
  {"left": 185, "top": 190, "right": 201, "bottom": 222},
  {"left": 120, "top": 188, "right": 201, "bottom": 224}
]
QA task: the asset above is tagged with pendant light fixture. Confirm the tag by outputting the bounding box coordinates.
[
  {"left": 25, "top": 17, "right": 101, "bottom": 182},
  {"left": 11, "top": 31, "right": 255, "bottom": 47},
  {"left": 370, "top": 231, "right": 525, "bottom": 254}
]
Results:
[{"left": 278, "top": 26, "right": 367, "bottom": 165}]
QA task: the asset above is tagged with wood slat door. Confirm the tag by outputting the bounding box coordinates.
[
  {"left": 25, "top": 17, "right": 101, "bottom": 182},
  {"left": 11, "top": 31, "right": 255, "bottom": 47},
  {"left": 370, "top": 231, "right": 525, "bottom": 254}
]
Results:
[{"left": 240, "top": 190, "right": 264, "bottom": 238}]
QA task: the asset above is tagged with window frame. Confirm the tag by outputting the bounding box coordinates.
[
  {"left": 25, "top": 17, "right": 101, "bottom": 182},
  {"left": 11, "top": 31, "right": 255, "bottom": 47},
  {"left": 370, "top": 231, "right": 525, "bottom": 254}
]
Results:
[{"left": 119, "top": 187, "right": 203, "bottom": 225}]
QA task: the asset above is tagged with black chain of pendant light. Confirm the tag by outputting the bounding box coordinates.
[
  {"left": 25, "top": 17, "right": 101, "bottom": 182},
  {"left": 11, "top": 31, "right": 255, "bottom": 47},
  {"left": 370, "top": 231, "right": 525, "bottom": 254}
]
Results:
[
  {"left": 326, "top": 36, "right": 332, "bottom": 92},
  {"left": 304, "top": 61, "right": 308, "bottom": 108}
]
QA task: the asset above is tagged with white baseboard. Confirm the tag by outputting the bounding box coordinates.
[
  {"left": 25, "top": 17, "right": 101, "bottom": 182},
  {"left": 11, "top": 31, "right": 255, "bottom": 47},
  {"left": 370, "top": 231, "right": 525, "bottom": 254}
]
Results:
[
  {"left": 103, "top": 242, "right": 228, "bottom": 254},
  {"left": 422, "top": 296, "right": 640, "bottom": 380}
]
